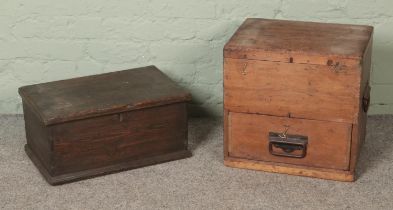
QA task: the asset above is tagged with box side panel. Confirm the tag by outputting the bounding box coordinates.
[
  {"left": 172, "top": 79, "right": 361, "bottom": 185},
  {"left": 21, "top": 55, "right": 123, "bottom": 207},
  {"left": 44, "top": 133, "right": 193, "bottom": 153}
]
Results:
[
  {"left": 223, "top": 110, "right": 230, "bottom": 159},
  {"left": 349, "top": 33, "right": 373, "bottom": 172},
  {"left": 224, "top": 58, "right": 361, "bottom": 124},
  {"left": 23, "top": 101, "right": 53, "bottom": 173},
  {"left": 51, "top": 103, "right": 188, "bottom": 175}
]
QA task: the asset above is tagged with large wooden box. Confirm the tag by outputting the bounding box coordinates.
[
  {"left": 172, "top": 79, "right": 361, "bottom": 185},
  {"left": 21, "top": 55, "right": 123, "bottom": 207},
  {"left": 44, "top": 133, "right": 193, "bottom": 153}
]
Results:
[
  {"left": 223, "top": 18, "right": 373, "bottom": 181},
  {"left": 19, "top": 66, "right": 192, "bottom": 185}
]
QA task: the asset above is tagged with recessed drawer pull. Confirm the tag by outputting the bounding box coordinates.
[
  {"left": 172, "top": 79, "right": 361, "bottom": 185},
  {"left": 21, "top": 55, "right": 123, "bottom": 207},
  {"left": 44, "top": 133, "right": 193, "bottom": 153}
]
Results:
[{"left": 268, "top": 132, "right": 308, "bottom": 158}]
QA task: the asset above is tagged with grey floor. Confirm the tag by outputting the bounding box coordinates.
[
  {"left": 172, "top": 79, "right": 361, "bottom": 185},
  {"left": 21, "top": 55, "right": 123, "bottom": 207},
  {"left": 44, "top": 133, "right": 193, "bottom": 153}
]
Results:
[{"left": 0, "top": 115, "right": 392, "bottom": 210}]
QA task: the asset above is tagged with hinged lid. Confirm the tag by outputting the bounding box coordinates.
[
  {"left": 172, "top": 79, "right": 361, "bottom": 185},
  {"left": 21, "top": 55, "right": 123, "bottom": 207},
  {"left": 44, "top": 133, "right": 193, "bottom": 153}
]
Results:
[
  {"left": 19, "top": 66, "right": 191, "bottom": 125},
  {"left": 224, "top": 18, "right": 373, "bottom": 66}
]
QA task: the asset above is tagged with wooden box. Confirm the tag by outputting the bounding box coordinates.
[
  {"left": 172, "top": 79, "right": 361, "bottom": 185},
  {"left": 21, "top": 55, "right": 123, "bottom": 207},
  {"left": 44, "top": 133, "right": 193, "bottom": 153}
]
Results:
[
  {"left": 223, "top": 18, "right": 373, "bottom": 181},
  {"left": 19, "top": 66, "right": 192, "bottom": 185}
]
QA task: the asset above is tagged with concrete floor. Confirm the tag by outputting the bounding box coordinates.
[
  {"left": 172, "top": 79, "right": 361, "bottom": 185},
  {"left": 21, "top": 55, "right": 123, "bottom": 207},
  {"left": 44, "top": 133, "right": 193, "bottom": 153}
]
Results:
[{"left": 0, "top": 115, "right": 392, "bottom": 209}]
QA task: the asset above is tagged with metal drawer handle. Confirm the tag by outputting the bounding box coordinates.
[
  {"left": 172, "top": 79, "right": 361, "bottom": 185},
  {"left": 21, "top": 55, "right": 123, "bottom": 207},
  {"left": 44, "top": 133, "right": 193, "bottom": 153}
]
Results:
[
  {"left": 362, "top": 84, "right": 371, "bottom": 112},
  {"left": 268, "top": 131, "right": 308, "bottom": 158}
]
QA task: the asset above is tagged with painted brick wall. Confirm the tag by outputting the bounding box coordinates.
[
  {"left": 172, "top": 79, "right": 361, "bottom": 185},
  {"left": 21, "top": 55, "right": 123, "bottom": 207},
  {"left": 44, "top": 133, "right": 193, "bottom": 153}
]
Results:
[{"left": 0, "top": 0, "right": 392, "bottom": 116}]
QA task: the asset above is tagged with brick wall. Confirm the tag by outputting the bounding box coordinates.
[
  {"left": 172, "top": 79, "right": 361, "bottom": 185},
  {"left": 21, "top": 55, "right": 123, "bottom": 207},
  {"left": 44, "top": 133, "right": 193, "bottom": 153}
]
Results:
[{"left": 0, "top": 0, "right": 392, "bottom": 116}]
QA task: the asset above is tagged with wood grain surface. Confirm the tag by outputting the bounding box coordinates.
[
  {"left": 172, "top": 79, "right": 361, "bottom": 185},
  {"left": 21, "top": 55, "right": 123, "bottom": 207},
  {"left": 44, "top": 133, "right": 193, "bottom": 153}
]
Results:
[
  {"left": 20, "top": 66, "right": 192, "bottom": 184},
  {"left": 224, "top": 18, "right": 373, "bottom": 66},
  {"left": 223, "top": 18, "right": 373, "bottom": 181},
  {"left": 23, "top": 102, "right": 191, "bottom": 185},
  {"left": 18, "top": 66, "right": 191, "bottom": 125},
  {"left": 349, "top": 33, "right": 373, "bottom": 172},
  {"left": 224, "top": 58, "right": 361, "bottom": 123},
  {"left": 228, "top": 112, "right": 352, "bottom": 170},
  {"left": 224, "top": 158, "right": 354, "bottom": 182},
  {"left": 51, "top": 103, "right": 188, "bottom": 175},
  {"left": 22, "top": 101, "right": 53, "bottom": 174}
]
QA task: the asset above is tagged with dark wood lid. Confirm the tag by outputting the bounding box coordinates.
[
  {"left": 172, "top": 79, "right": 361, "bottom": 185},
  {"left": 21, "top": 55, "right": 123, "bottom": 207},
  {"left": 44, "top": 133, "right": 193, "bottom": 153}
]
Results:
[
  {"left": 19, "top": 66, "right": 191, "bottom": 125},
  {"left": 224, "top": 18, "right": 373, "bottom": 65}
]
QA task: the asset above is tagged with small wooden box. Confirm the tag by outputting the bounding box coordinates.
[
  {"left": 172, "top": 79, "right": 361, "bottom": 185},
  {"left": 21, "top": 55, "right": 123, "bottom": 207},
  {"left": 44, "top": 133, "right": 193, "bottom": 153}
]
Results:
[
  {"left": 19, "top": 66, "right": 192, "bottom": 185},
  {"left": 223, "top": 18, "right": 373, "bottom": 181}
]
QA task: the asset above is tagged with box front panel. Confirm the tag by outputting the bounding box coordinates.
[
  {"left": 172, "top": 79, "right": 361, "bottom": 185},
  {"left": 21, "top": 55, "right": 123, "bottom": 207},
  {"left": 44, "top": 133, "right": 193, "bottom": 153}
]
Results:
[
  {"left": 227, "top": 112, "right": 352, "bottom": 170},
  {"left": 51, "top": 103, "right": 187, "bottom": 175},
  {"left": 224, "top": 58, "right": 361, "bottom": 124}
]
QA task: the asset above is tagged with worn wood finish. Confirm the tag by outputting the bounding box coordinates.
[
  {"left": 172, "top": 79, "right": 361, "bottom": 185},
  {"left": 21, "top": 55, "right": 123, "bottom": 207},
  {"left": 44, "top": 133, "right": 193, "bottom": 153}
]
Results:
[
  {"left": 52, "top": 103, "right": 188, "bottom": 175},
  {"left": 18, "top": 66, "right": 191, "bottom": 125},
  {"left": 223, "top": 109, "right": 230, "bottom": 159},
  {"left": 224, "top": 58, "right": 361, "bottom": 124},
  {"left": 224, "top": 158, "right": 354, "bottom": 182},
  {"left": 224, "top": 18, "right": 373, "bottom": 66},
  {"left": 22, "top": 101, "right": 53, "bottom": 173},
  {"left": 223, "top": 18, "right": 373, "bottom": 181},
  {"left": 349, "top": 33, "right": 373, "bottom": 172},
  {"left": 26, "top": 144, "right": 191, "bottom": 185},
  {"left": 228, "top": 112, "right": 352, "bottom": 170},
  {"left": 20, "top": 66, "right": 192, "bottom": 185}
]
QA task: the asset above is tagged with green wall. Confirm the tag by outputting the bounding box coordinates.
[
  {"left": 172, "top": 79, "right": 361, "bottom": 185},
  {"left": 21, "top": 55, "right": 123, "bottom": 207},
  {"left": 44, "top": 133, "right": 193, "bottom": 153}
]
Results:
[{"left": 0, "top": 0, "right": 392, "bottom": 116}]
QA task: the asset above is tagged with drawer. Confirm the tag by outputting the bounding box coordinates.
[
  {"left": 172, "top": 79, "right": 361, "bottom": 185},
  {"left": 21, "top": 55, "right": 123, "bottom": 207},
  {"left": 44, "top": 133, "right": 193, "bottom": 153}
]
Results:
[
  {"left": 224, "top": 58, "right": 361, "bottom": 124},
  {"left": 228, "top": 112, "right": 352, "bottom": 170}
]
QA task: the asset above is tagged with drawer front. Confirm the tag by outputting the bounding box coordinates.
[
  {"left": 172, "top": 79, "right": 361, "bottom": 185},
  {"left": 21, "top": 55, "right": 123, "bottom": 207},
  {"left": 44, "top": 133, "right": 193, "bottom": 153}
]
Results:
[
  {"left": 224, "top": 58, "right": 361, "bottom": 124},
  {"left": 228, "top": 112, "right": 351, "bottom": 170},
  {"left": 51, "top": 103, "right": 187, "bottom": 175}
]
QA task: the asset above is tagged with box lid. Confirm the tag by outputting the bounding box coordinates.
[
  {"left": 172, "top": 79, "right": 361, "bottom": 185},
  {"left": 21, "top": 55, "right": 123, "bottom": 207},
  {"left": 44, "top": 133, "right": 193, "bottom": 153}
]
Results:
[
  {"left": 19, "top": 66, "right": 191, "bottom": 125},
  {"left": 224, "top": 18, "right": 373, "bottom": 66}
]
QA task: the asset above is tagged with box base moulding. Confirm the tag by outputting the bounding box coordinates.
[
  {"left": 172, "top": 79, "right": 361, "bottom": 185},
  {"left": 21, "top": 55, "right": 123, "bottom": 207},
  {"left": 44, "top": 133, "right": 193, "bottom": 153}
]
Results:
[
  {"left": 224, "top": 157, "right": 354, "bottom": 182},
  {"left": 25, "top": 144, "right": 192, "bottom": 185}
]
